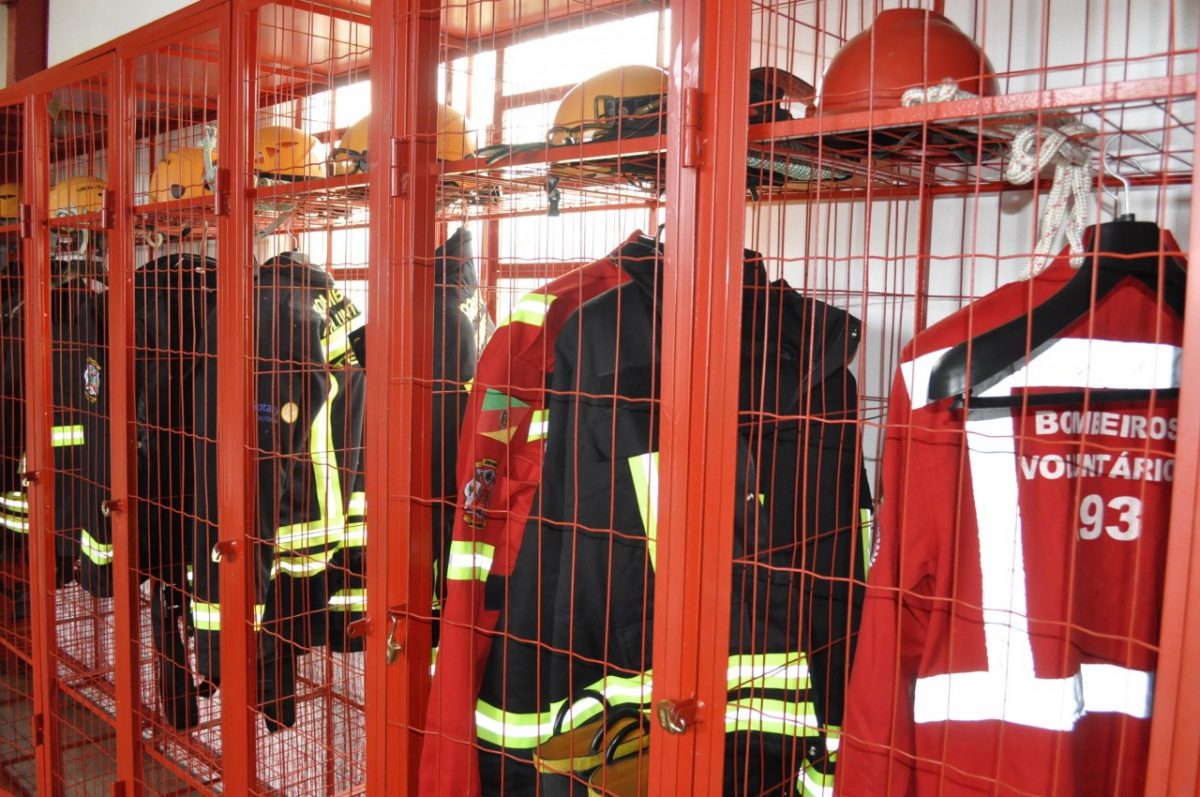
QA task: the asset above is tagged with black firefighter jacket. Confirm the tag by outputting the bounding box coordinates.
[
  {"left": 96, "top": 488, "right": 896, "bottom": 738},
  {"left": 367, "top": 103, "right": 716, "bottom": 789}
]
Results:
[{"left": 478, "top": 250, "right": 870, "bottom": 795}]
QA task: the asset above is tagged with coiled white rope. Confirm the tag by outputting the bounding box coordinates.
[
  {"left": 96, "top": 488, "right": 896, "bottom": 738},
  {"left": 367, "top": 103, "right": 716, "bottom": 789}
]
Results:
[{"left": 900, "top": 79, "right": 1096, "bottom": 278}]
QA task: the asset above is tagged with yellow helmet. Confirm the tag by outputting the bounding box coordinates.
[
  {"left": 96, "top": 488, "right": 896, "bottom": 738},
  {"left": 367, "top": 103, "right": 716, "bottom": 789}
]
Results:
[
  {"left": 548, "top": 65, "right": 668, "bottom": 146},
  {"left": 330, "top": 105, "right": 477, "bottom": 174},
  {"left": 148, "top": 148, "right": 217, "bottom": 203},
  {"left": 0, "top": 183, "right": 21, "bottom": 219},
  {"left": 50, "top": 175, "right": 108, "bottom": 216},
  {"left": 438, "top": 104, "right": 478, "bottom": 162},
  {"left": 256, "top": 125, "right": 325, "bottom": 180}
]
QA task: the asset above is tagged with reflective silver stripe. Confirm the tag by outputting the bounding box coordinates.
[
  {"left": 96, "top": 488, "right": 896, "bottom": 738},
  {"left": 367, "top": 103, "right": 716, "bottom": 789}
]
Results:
[
  {"left": 275, "top": 522, "right": 345, "bottom": 551},
  {"left": 79, "top": 528, "right": 113, "bottom": 564},
  {"left": 329, "top": 589, "right": 367, "bottom": 612},
  {"left": 343, "top": 521, "right": 366, "bottom": 548},
  {"left": 909, "top": 339, "right": 1176, "bottom": 729},
  {"left": 348, "top": 491, "right": 366, "bottom": 518},
  {"left": 445, "top": 540, "right": 495, "bottom": 582},
  {"left": 526, "top": 408, "right": 549, "bottom": 442},
  {"left": 724, "top": 698, "right": 819, "bottom": 736},
  {"left": 191, "top": 602, "right": 266, "bottom": 632},
  {"left": 0, "top": 492, "right": 28, "bottom": 512},
  {"left": 498, "top": 293, "right": 554, "bottom": 328}
]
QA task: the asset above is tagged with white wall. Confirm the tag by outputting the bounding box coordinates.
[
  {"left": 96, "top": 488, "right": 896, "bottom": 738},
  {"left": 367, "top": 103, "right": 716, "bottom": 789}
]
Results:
[{"left": 48, "top": 0, "right": 195, "bottom": 66}]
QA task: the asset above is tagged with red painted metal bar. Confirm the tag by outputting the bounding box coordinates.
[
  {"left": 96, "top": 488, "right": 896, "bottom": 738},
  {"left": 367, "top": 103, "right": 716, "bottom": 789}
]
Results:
[
  {"left": 21, "top": 89, "right": 61, "bottom": 796},
  {"left": 913, "top": 187, "right": 935, "bottom": 334},
  {"left": 364, "top": 0, "right": 438, "bottom": 792},
  {"left": 1144, "top": 74, "right": 1200, "bottom": 797},
  {"left": 749, "top": 74, "right": 1197, "bottom": 142},
  {"left": 652, "top": 0, "right": 751, "bottom": 792},
  {"left": 107, "top": 52, "right": 147, "bottom": 795},
  {"left": 215, "top": 4, "right": 258, "bottom": 794}
]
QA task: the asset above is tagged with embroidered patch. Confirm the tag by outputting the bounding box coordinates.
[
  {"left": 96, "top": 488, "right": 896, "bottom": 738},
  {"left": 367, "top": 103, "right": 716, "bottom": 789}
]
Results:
[
  {"left": 83, "top": 358, "right": 101, "bottom": 404},
  {"left": 462, "top": 459, "right": 498, "bottom": 529}
]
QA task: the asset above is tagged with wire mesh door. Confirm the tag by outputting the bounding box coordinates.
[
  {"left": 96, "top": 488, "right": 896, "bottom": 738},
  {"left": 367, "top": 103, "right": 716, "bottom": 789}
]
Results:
[{"left": 0, "top": 95, "right": 39, "bottom": 797}]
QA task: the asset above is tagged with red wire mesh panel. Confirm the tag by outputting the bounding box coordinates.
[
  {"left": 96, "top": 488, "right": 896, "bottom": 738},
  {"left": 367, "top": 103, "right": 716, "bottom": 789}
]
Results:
[
  {"left": 0, "top": 97, "right": 36, "bottom": 796},
  {"left": 740, "top": 2, "right": 1197, "bottom": 797},
  {"left": 182, "top": 2, "right": 372, "bottom": 793}
]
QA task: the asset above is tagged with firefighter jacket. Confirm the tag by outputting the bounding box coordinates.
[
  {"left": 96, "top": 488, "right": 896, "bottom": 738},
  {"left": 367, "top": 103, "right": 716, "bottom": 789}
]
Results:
[
  {"left": 76, "top": 254, "right": 217, "bottom": 597},
  {"left": 190, "top": 254, "right": 365, "bottom": 731},
  {"left": 475, "top": 250, "right": 870, "bottom": 795},
  {"left": 0, "top": 270, "right": 95, "bottom": 585},
  {"left": 421, "top": 232, "right": 640, "bottom": 796},
  {"left": 323, "top": 228, "right": 479, "bottom": 653}
]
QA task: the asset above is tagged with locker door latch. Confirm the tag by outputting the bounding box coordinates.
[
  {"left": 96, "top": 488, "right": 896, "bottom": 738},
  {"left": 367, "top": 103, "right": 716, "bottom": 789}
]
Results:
[{"left": 656, "top": 698, "right": 699, "bottom": 734}]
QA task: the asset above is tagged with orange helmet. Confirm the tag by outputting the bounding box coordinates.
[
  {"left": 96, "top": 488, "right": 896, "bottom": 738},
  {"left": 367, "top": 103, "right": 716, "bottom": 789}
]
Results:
[{"left": 818, "top": 9, "right": 997, "bottom": 114}]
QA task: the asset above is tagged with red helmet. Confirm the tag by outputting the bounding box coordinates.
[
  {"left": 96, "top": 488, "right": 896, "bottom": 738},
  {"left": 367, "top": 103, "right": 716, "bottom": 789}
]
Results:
[{"left": 818, "top": 9, "right": 997, "bottom": 114}]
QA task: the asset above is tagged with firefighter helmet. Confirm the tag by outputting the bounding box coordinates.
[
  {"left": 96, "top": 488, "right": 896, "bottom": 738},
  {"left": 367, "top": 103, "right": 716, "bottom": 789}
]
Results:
[
  {"left": 256, "top": 125, "right": 326, "bottom": 180},
  {"left": 49, "top": 175, "right": 107, "bottom": 216},
  {"left": 330, "top": 105, "right": 478, "bottom": 175},
  {"left": 0, "top": 183, "right": 21, "bottom": 219},
  {"left": 547, "top": 65, "right": 668, "bottom": 146},
  {"left": 148, "top": 148, "right": 216, "bottom": 202},
  {"left": 818, "top": 9, "right": 997, "bottom": 114}
]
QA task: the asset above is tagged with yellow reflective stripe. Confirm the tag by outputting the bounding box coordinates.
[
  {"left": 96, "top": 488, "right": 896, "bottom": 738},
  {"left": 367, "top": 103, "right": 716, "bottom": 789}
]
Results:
[
  {"left": 527, "top": 408, "right": 550, "bottom": 442},
  {"left": 322, "top": 310, "right": 366, "bottom": 362},
  {"left": 0, "top": 514, "right": 29, "bottom": 532},
  {"left": 50, "top": 424, "right": 85, "bottom": 447},
  {"left": 627, "top": 452, "right": 659, "bottom": 571},
  {"left": 826, "top": 724, "right": 841, "bottom": 759},
  {"left": 727, "top": 653, "right": 811, "bottom": 692},
  {"left": 348, "top": 491, "right": 366, "bottom": 518},
  {"left": 275, "top": 547, "right": 340, "bottom": 576},
  {"left": 79, "top": 528, "right": 113, "bottom": 564},
  {"left": 498, "top": 293, "right": 555, "bottom": 328},
  {"left": 191, "top": 602, "right": 266, "bottom": 632},
  {"left": 725, "top": 697, "right": 819, "bottom": 737},
  {"left": 329, "top": 588, "right": 367, "bottom": 612},
  {"left": 445, "top": 540, "right": 496, "bottom": 582},
  {"left": 275, "top": 521, "right": 345, "bottom": 552},
  {"left": 343, "top": 521, "right": 366, "bottom": 548},
  {"left": 797, "top": 763, "right": 836, "bottom": 797},
  {"left": 0, "top": 492, "right": 28, "bottom": 512},
  {"left": 476, "top": 672, "right": 653, "bottom": 749},
  {"left": 860, "top": 507, "right": 872, "bottom": 577}
]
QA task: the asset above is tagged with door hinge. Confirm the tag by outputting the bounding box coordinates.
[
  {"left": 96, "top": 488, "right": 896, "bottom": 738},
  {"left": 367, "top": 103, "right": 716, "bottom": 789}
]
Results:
[
  {"left": 390, "top": 137, "right": 408, "bottom": 198},
  {"left": 17, "top": 203, "right": 31, "bottom": 239},
  {"left": 681, "top": 87, "right": 702, "bottom": 169},
  {"left": 100, "top": 189, "right": 116, "bottom": 230},
  {"left": 31, "top": 712, "right": 44, "bottom": 746}
]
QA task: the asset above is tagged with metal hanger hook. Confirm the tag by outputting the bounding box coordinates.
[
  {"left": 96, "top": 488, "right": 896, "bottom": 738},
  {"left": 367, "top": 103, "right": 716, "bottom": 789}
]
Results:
[{"left": 1100, "top": 135, "right": 1132, "bottom": 219}]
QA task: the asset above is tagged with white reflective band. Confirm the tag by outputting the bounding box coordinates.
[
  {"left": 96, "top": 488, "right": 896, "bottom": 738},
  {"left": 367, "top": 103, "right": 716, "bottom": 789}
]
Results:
[
  {"left": 192, "top": 601, "right": 263, "bottom": 632},
  {"left": 445, "top": 541, "right": 496, "bottom": 582},
  {"left": 329, "top": 589, "right": 367, "bottom": 611},
  {"left": 348, "top": 491, "right": 366, "bottom": 518},
  {"left": 628, "top": 452, "right": 660, "bottom": 570},
  {"left": 901, "top": 339, "right": 1181, "bottom": 411},
  {"left": 79, "top": 528, "right": 113, "bottom": 564},
  {"left": 50, "top": 425, "right": 85, "bottom": 447},
  {"left": 498, "top": 293, "right": 555, "bottom": 328},
  {"left": 910, "top": 338, "right": 1173, "bottom": 730},
  {"left": 275, "top": 553, "right": 336, "bottom": 577},
  {"left": 798, "top": 764, "right": 836, "bottom": 797}
]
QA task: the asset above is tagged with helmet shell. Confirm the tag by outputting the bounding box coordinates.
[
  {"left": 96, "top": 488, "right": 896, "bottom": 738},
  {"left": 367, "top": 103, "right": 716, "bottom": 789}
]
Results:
[
  {"left": 818, "top": 9, "right": 997, "bottom": 114},
  {"left": 0, "top": 183, "right": 21, "bottom": 219},
  {"left": 148, "top": 148, "right": 215, "bottom": 202},
  {"left": 549, "top": 65, "right": 668, "bottom": 146},
  {"left": 50, "top": 175, "right": 108, "bottom": 216},
  {"left": 256, "top": 125, "right": 326, "bottom": 180}
]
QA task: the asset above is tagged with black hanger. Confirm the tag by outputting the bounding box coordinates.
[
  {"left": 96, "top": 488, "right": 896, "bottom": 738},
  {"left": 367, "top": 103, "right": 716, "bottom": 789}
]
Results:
[{"left": 927, "top": 214, "right": 1186, "bottom": 409}]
